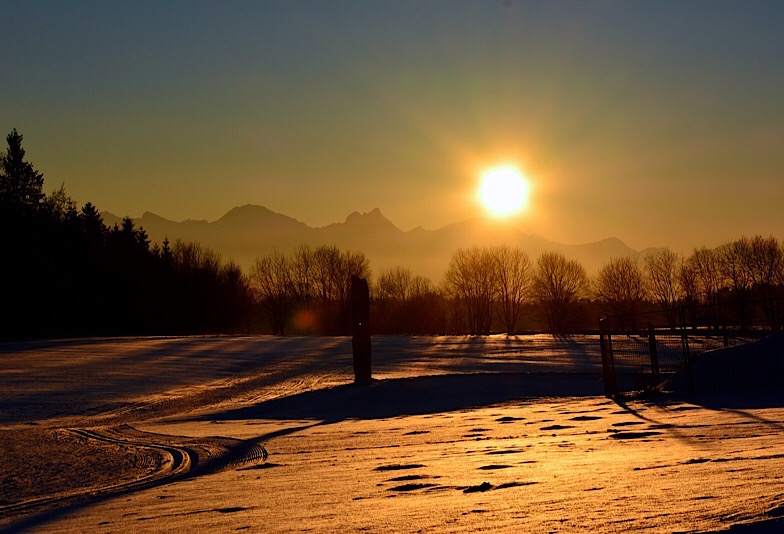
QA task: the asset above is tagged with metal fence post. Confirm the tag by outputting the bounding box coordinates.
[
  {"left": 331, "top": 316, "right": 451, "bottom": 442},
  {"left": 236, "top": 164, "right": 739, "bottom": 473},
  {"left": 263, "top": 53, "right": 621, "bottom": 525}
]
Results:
[{"left": 679, "top": 306, "right": 694, "bottom": 396}]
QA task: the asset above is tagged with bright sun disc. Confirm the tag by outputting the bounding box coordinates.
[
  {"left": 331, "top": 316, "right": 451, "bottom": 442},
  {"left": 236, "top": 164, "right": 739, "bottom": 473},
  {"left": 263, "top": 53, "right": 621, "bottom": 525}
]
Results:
[{"left": 478, "top": 165, "right": 530, "bottom": 216}]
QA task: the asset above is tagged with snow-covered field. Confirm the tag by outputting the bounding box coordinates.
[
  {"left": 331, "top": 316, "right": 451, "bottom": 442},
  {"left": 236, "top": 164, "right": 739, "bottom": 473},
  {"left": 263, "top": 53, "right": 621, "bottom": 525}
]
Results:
[{"left": 1, "top": 334, "right": 782, "bottom": 532}]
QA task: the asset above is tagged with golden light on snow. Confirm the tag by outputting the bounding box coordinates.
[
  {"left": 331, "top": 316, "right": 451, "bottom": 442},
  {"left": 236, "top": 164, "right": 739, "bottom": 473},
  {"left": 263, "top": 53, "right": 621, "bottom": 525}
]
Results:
[
  {"left": 477, "top": 164, "right": 531, "bottom": 217},
  {"left": 3, "top": 336, "right": 784, "bottom": 531}
]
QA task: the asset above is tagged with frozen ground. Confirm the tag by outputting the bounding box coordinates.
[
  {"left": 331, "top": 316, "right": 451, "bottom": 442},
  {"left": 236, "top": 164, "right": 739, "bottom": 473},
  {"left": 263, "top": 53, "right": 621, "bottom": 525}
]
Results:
[{"left": 0, "top": 334, "right": 782, "bottom": 532}]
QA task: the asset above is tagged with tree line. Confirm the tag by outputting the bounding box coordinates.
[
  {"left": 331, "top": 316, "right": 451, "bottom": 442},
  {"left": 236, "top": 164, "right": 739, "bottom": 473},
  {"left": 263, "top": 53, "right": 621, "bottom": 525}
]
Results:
[
  {"left": 2, "top": 128, "right": 782, "bottom": 338},
  {"left": 1, "top": 129, "right": 252, "bottom": 337},
  {"left": 249, "top": 237, "right": 783, "bottom": 336}
]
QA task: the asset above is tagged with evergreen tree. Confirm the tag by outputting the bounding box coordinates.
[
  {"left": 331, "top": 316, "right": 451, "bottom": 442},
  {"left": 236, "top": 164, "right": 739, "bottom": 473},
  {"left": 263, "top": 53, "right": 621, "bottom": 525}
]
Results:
[
  {"left": 79, "top": 202, "right": 106, "bottom": 240},
  {"left": 161, "top": 237, "right": 172, "bottom": 262},
  {"left": 0, "top": 129, "right": 45, "bottom": 213}
]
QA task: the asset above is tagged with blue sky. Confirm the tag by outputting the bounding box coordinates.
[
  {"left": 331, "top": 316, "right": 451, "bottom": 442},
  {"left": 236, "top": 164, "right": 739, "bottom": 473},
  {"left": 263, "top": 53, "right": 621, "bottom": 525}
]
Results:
[{"left": 3, "top": 0, "right": 784, "bottom": 250}]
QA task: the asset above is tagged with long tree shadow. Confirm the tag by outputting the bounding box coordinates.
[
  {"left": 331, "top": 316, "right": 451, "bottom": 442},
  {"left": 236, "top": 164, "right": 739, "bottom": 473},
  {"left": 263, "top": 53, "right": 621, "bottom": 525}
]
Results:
[
  {"left": 1, "top": 372, "right": 602, "bottom": 532},
  {"left": 0, "top": 336, "right": 354, "bottom": 424},
  {"left": 203, "top": 372, "right": 603, "bottom": 424}
]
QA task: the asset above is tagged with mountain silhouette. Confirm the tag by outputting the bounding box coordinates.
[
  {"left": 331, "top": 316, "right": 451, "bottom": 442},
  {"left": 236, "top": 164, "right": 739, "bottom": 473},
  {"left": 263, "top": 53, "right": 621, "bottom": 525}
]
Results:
[{"left": 101, "top": 205, "right": 643, "bottom": 281}]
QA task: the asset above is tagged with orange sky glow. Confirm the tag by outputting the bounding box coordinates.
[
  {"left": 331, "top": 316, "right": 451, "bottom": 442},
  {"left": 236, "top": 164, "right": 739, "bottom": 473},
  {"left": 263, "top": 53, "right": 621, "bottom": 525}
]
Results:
[{"left": 4, "top": 2, "right": 784, "bottom": 253}]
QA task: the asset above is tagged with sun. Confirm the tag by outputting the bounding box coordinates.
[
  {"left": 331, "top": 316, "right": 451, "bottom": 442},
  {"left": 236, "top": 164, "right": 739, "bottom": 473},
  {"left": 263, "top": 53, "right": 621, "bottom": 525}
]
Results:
[{"left": 477, "top": 164, "right": 530, "bottom": 217}]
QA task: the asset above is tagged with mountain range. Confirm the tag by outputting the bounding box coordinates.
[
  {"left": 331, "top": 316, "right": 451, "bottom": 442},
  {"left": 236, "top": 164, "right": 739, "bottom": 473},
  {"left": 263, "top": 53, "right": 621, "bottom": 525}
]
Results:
[{"left": 102, "top": 205, "right": 652, "bottom": 282}]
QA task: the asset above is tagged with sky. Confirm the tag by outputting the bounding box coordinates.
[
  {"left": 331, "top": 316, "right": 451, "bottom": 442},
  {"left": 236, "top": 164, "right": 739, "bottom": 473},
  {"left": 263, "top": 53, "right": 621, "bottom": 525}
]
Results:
[{"left": 3, "top": 0, "right": 784, "bottom": 252}]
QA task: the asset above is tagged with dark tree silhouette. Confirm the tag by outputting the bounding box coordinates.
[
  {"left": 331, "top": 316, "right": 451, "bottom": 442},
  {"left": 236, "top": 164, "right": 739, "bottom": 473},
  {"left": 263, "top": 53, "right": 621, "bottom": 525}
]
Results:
[
  {"left": 249, "top": 246, "right": 371, "bottom": 335},
  {"left": 444, "top": 247, "right": 496, "bottom": 335},
  {"left": 375, "top": 266, "right": 439, "bottom": 334},
  {"left": 4, "top": 128, "right": 783, "bottom": 339},
  {"left": 492, "top": 245, "right": 532, "bottom": 334},
  {"left": 250, "top": 251, "right": 294, "bottom": 335},
  {"left": 0, "top": 128, "right": 259, "bottom": 338},
  {"left": 643, "top": 248, "right": 681, "bottom": 326},
  {"left": 0, "top": 129, "right": 45, "bottom": 214},
  {"left": 593, "top": 256, "right": 647, "bottom": 329},
  {"left": 533, "top": 251, "right": 589, "bottom": 333}
]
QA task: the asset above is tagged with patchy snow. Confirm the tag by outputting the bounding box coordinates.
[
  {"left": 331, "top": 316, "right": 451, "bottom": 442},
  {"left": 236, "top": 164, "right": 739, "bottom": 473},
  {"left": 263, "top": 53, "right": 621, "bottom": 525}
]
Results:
[{"left": 1, "top": 334, "right": 782, "bottom": 532}]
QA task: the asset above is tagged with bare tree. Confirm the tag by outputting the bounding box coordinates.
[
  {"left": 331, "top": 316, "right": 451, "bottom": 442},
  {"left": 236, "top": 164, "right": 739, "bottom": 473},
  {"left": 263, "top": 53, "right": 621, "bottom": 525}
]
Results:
[
  {"left": 686, "top": 247, "right": 724, "bottom": 327},
  {"left": 289, "top": 244, "right": 316, "bottom": 303},
  {"left": 249, "top": 251, "right": 293, "bottom": 335},
  {"left": 313, "top": 245, "right": 343, "bottom": 305},
  {"left": 716, "top": 238, "right": 754, "bottom": 327},
  {"left": 491, "top": 246, "right": 532, "bottom": 334},
  {"left": 377, "top": 266, "right": 427, "bottom": 302},
  {"left": 43, "top": 183, "right": 78, "bottom": 222},
  {"left": 643, "top": 248, "right": 682, "bottom": 325},
  {"left": 716, "top": 238, "right": 753, "bottom": 295},
  {"left": 172, "top": 240, "right": 222, "bottom": 276},
  {"left": 746, "top": 235, "right": 784, "bottom": 327},
  {"left": 409, "top": 272, "right": 434, "bottom": 300},
  {"left": 746, "top": 235, "right": 783, "bottom": 290},
  {"left": 777, "top": 241, "right": 784, "bottom": 289},
  {"left": 532, "top": 251, "right": 588, "bottom": 333},
  {"left": 376, "top": 266, "right": 436, "bottom": 333},
  {"left": 692, "top": 247, "right": 723, "bottom": 307},
  {"left": 678, "top": 255, "right": 699, "bottom": 308},
  {"left": 444, "top": 247, "right": 496, "bottom": 335},
  {"left": 339, "top": 250, "right": 372, "bottom": 305},
  {"left": 594, "top": 256, "right": 648, "bottom": 328},
  {"left": 221, "top": 260, "right": 251, "bottom": 334},
  {"left": 168, "top": 240, "right": 227, "bottom": 332},
  {"left": 307, "top": 246, "right": 371, "bottom": 333}
]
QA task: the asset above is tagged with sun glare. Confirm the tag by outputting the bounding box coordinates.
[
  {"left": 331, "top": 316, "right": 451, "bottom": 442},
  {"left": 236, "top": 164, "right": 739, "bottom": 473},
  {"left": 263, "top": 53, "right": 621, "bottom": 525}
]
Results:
[{"left": 478, "top": 164, "right": 530, "bottom": 217}]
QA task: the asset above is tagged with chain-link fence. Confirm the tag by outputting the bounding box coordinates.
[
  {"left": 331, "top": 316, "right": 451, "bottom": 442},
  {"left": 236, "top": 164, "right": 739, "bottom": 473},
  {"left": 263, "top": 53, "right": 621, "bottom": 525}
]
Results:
[{"left": 599, "top": 300, "right": 778, "bottom": 397}]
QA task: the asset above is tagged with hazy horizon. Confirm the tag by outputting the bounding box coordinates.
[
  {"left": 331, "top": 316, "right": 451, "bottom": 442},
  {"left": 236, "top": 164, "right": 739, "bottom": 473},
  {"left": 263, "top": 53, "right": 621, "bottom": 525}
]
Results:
[
  {"left": 105, "top": 202, "right": 776, "bottom": 256},
  {"left": 5, "top": 1, "right": 784, "bottom": 252}
]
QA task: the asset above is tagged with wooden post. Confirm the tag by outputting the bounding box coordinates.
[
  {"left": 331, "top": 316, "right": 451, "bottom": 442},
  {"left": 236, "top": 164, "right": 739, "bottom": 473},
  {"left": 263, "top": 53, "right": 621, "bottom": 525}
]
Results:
[
  {"left": 351, "top": 276, "right": 372, "bottom": 384},
  {"left": 599, "top": 316, "right": 618, "bottom": 397},
  {"left": 648, "top": 323, "right": 660, "bottom": 385}
]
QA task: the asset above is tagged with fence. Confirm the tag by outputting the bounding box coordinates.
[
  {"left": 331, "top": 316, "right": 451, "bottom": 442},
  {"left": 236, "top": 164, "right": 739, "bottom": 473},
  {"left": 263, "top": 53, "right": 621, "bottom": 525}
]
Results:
[{"left": 599, "top": 300, "right": 778, "bottom": 397}]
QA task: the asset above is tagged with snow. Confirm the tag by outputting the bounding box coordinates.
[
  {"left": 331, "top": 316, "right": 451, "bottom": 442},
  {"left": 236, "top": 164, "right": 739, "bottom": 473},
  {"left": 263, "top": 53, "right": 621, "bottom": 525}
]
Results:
[{"left": 1, "top": 334, "right": 782, "bottom": 532}]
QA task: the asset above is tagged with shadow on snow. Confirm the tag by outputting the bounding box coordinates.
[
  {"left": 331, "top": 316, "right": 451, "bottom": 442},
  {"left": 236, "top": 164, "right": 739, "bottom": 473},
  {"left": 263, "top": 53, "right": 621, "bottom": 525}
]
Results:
[{"left": 204, "top": 372, "right": 604, "bottom": 424}]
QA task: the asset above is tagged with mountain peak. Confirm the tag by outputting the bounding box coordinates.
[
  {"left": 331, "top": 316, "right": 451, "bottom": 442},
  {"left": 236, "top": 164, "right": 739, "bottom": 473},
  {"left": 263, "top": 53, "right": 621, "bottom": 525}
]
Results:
[
  {"left": 100, "top": 204, "right": 641, "bottom": 281},
  {"left": 140, "top": 211, "right": 172, "bottom": 223},
  {"left": 220, "top": 204, "right": 274, "bottom": 220},
  {"left": 215, "top": 204, "right": 307, "bottom": 228},
  {"left": 345, "top": 208, "right": 392, "bottom": 226}
]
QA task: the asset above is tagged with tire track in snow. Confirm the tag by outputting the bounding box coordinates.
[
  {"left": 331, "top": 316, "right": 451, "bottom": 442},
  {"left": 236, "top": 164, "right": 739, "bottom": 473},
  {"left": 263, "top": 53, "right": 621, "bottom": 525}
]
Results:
[{"left": 0, "top": 425, "right": 267, "bottom": 522}]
